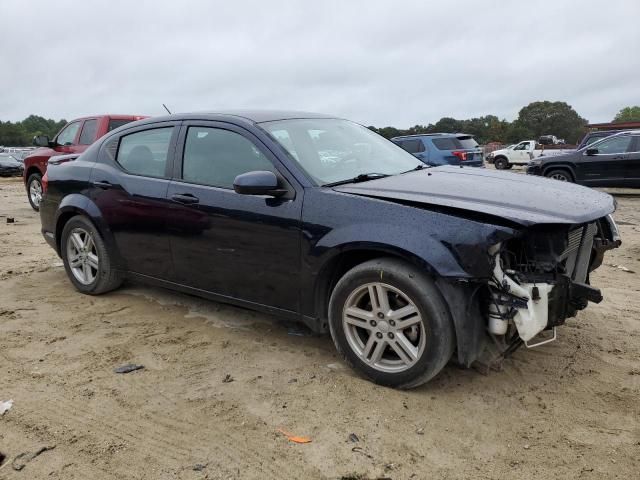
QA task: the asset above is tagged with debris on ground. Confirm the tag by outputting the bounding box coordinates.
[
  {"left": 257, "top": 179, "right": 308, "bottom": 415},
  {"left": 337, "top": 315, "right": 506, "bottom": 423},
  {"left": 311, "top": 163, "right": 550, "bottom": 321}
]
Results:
[
  {"left": 348, "top": 433, "right": 360, "bottom": 443},
  {"left": 609, "top": 264, "right": 636, "bottom": 273},
  {"left": 415, "top": 427, "right": 425, "bottom": 435},
  {"left": 11, "top": 445, "right": 56, "bottom": 471},
  {"left": 0, "top": 399, "right": 13, "bottom": 415},
  {"left": 222, "top": 374, "right": 234, "bottom": 383},
  {"left": 277, "top": 428, "right": 312, "bottom": 444},
  {"left": 113, "top": 364, "right": 144, "bottom": 374},
  {"left": 192, "top": 463, "right": 207, "bottom": 471},
  {"left": 351, "top": 446, "right": 373, "bottom": 459}
]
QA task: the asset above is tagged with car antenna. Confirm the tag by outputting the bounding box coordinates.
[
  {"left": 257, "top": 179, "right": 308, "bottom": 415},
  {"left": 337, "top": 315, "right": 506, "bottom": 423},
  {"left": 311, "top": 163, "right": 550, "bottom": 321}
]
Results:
[{"left": 162, "top": 104, "right": 172, "bottom": 114}]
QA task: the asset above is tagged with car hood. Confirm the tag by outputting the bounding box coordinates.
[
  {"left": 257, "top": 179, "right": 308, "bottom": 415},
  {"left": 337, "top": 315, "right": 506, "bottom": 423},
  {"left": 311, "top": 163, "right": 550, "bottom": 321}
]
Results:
[{"left": 333, "top": 166, "right": 615, "bottom": 226}]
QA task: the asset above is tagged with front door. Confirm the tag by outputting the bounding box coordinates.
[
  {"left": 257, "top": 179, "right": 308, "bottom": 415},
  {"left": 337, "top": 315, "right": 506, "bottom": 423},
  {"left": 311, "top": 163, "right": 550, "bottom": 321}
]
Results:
[
  {"left": 624, "top": 135, "right": 640, "bottom": 187},
  {"left": 166, "top": 122, "right": 302, "bottom": 312},
  {"left": 576, "top": 135, "right": 633, "bottom": 186}
]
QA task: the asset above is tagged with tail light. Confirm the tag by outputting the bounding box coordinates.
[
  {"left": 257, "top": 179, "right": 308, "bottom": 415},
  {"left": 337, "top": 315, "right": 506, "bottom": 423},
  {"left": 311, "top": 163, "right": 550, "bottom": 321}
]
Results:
[
  {"left": 42, "top": 172, "right": 48, "bottom": 194},
  {"left": 452, "top": 151, "right": 468, "bottom": 161}
]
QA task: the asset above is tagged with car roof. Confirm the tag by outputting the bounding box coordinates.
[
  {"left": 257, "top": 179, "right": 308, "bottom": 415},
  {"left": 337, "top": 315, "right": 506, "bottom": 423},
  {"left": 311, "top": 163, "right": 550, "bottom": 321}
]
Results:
[
  {"left": 133, "top": 110, "right": 339, "bottom": 126},
  {"left": 391, "top": 133, "right": 474, "bottom": 140}
]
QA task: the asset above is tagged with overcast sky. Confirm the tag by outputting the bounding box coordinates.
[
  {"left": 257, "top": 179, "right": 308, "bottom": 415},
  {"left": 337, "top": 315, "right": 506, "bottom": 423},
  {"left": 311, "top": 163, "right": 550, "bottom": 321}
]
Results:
[{"left": 1, "top": 0, "right": 638, "bottom": 127}]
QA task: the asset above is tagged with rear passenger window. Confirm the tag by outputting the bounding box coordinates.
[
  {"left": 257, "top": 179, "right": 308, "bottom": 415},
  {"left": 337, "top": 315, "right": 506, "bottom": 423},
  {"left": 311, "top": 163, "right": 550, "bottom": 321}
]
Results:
[
  {"left": 116, "top": 127, "right": 173, "bottom": 177},
  {"left": 79, "top": 119, "right": 98, "bottom": 145},
  {"left": 397, "top": 139, "right": 424, "bottom": 154},
  {"left": 432, "top": 138, "right": 459, "bottom": 150},
  {"left": 182, "top": 127, "right": 275, "bottom": 189}
]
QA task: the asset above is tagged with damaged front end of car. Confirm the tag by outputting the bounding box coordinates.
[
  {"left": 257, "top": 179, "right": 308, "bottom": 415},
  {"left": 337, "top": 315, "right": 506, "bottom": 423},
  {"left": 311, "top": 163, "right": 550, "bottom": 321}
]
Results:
[{"left": 479, "top": 214, "right": 621, "bottom": 363}]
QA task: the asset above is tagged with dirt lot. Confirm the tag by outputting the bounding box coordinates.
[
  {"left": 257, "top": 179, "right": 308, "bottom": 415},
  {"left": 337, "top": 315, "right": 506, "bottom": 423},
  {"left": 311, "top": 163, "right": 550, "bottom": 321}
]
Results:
[{"left": 0, "top": 174, "right": 639, "bottom": 479}]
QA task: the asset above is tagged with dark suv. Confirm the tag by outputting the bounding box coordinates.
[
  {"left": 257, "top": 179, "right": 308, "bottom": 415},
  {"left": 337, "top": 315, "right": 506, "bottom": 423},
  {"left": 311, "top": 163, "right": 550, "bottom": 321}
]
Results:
[
  {"left": 527, "top": 130, "right": 640, "bottom": 187},
  {"left": 392, "top": 133, "right": 484, "bottom": 167},
  {"left": 39, "top": 111, "right": 620, "bottom": 388}
]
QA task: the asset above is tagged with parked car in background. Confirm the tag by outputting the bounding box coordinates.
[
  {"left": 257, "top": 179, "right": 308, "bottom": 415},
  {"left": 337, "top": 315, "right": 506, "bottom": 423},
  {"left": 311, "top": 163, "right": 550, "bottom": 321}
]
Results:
[
  {"left": 576, "top": 130, "right": 624, "bottom": 150},
  {"left": 39, "top": 110, "right": 620, "bottom": 388},
  {"left": 23, "top": 114, "right": 146, "bottom": 210},
  {"left": 538, "top": 135, "right": 561, "bottom": 145},
  {"left": 392, "top": 133, "right": 484, "bottom": 167},
  {"left": 0, "top": 153, "right": 25, "bottom": 176},
  {"left": 487, "top": 140, "right": 575, "bottom": 169},
  {"left": 527, "top": 130, "right": 640, "bottom": 186}
]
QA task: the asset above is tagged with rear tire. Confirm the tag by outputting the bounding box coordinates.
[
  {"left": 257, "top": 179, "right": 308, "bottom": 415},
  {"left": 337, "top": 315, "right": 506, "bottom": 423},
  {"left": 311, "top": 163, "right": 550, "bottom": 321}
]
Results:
[
  {"left": 494, "top": 157, "right": 509, "bottom": 170},
  {"left": 61, "top": 216, "right": 123, "bottom": 295},
  {"left": 328, "top": 258, "right": 455, "bottom": 389},
  {"left": 27, "top": 173, "right": 43, "bottom": 211},
  {"left": 545, "top": 169, "right": 573, "bottom": 182}
]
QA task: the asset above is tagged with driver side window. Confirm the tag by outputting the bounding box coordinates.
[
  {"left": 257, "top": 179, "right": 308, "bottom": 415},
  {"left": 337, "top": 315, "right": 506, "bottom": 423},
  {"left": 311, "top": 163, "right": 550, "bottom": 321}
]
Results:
[
  {"left": 56, "top": 122, "right": 81, "bottom": 146},
  {"left": 182, "top": 127, "right": 275, "bottom": 189},
  {"left": 593, "top": 136, "right": 632, "bottom": 155}
]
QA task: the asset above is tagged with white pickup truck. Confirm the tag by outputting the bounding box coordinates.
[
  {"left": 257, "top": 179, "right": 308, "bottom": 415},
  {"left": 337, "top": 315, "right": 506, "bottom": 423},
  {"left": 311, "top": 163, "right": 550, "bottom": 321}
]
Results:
[{"left": 487, "top": 140, "right": 575, "bottom": 169}]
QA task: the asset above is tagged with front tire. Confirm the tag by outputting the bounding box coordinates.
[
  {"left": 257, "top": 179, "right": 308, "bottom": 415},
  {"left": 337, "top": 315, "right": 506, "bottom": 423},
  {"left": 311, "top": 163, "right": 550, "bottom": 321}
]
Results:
[
  {"left": 545, "top": 169, "right": 573, "bottom": 182},
  {"left": 27, "top": 173, "right": 43, "bottom": 211},
  {"left": 328, "top": 258, "right": 455, "bottom": 389},
  {"left": 61, "top": 216, "right": 123, "bottom": 295}
]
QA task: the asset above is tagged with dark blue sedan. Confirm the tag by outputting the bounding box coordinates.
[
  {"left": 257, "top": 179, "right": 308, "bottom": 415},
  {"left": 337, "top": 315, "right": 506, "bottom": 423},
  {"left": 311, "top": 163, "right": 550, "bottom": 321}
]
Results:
[{"left": 39, "top": 110, "right": 620, "bottom": 388}]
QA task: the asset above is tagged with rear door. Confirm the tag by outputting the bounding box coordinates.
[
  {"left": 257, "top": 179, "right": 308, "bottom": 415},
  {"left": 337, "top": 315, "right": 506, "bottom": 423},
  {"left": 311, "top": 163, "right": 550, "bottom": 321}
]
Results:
[
  {"left": 576, "top": 135, "right": 632, "bottom": 186},
  {"left": 89, "top": 122, "right": 180, "bottom": 278}
]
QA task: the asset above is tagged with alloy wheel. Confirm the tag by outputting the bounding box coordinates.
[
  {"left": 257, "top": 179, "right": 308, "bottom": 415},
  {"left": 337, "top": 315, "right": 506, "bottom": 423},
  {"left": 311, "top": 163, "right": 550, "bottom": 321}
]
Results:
[
  {"left": 342, "top": 282, "right": 426, "bottom": 373},
  {"left": 550, "top": 173, "right": 568, "bottom": 181},
  {"left": 66, "top": 227, "right": 99, "bottom": 285},
  {"left": 29, "top": 178, "right": 42, "bottom": 207}
]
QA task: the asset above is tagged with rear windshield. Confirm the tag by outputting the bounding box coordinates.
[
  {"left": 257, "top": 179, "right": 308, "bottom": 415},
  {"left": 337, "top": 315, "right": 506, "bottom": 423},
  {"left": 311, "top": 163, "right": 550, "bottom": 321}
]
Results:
[
  {"left": 456, "top": 135, "right": 479, "bottom": 149},
  {"left": 432, "top": 138, "right": 458, "bottom": 150},
  {"left": 108, "top": 119, "right": 135, "bottom": 132},
  {"left": 432, "top": 136, "right": 478, "bottom": 150}
]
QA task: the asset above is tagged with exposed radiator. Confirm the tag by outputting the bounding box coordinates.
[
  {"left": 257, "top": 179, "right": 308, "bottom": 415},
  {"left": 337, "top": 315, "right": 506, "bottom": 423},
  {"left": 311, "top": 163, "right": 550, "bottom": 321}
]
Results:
[{"left": 562, "top": 223, "right": 597, "bottom": 283}]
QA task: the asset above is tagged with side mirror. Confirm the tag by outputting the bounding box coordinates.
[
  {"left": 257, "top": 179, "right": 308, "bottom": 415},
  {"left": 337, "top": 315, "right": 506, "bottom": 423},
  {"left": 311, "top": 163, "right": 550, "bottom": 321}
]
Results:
[
  {"left": 585, "top": 148, "right": 599, "bottom": 156},
  {"left": 233, "top": 170, "right": 287, "bottom": 197},
  {"left": 33, "top": 135, "right": 50, "bottom": 147}
]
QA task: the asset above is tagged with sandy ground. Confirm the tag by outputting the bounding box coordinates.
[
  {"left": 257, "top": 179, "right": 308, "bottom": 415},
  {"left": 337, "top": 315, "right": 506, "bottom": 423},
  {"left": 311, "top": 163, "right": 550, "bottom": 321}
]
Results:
[{"left": 0, "top": 173, "right": 638, "bottom": 480}]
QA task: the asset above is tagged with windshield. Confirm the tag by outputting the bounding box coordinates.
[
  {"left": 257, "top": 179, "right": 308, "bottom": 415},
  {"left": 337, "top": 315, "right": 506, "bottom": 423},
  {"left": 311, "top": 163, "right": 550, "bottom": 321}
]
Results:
[{"left": 260, "top": 118, "right": 421, "bottom": 185}]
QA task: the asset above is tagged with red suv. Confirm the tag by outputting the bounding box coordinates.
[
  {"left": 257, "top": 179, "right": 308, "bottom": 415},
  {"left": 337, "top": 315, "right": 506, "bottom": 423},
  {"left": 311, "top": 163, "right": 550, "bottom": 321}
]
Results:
[{"left": 24, "top": 114, "right": 146, "bottom": 210}]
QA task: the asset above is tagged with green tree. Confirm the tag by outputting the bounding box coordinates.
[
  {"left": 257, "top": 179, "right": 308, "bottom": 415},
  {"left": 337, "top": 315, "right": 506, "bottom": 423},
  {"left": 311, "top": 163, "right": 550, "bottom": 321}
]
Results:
[
  {"left": 516, "top": 101, "right": 587, "bottom": 144},
  {"left": 613, "top": 106, "right": 640, "bottom": 123}
]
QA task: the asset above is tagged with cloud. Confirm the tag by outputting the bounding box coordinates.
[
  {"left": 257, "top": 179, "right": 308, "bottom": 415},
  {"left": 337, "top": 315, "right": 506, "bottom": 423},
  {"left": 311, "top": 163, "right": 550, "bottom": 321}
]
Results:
[{"left": 1, "top": 0, "right": 638, "bottom": 126}]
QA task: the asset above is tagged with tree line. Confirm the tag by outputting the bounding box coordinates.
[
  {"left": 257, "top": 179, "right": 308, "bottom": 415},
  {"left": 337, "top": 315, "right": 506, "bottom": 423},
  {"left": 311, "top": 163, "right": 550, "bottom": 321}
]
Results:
[
  {"left": 0, "top": 115, "right": 67, "bottom": 146},
  {"left": 2, "top": 103, "right": 639, "bottom": 147},
  {"left": 369, "top": 102, "right": 640, "bottom": 145}
]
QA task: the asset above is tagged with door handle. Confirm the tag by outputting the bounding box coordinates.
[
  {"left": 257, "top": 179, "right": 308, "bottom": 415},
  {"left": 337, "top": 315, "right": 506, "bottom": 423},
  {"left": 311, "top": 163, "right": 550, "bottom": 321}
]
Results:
[
  {"left": 92, "top": 180, "right": 112, "bottom": 189},
  {"left": 171, "top": 193, "right": 199, "bottom": 205}
]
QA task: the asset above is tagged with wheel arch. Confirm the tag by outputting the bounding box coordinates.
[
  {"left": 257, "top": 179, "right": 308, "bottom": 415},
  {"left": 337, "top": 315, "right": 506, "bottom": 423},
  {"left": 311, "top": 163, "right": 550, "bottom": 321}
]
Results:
[
  {"left": 54, "top": 195, "right": 123, "bottom": 268},
  {"left": 542, "top": 164, "right": 576, "bottom": 181},
  {"left": 313, "top": 245, "right": 437, "bottom": 330},
  {"left": 25, "top": 166, "right": 42, "bottom": 184}
]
